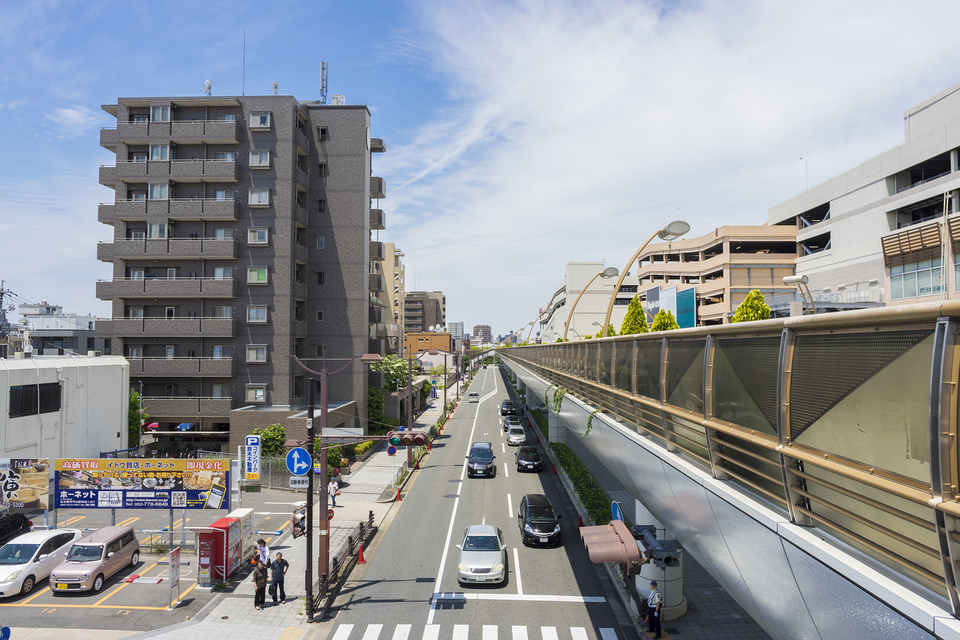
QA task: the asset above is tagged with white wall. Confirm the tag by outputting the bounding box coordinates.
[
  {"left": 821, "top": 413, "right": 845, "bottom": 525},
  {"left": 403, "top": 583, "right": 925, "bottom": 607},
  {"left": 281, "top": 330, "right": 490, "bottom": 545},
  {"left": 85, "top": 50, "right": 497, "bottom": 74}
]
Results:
[{"left": 0, "top": 355, "right": 129, "bottom": 460}]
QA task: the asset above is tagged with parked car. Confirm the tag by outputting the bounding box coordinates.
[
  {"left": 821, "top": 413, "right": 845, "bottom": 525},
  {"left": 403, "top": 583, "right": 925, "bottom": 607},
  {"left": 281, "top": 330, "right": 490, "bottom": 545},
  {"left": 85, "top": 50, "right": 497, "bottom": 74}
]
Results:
[
  {"left": 507, "top": 426, "right": 526, "bottom": 446},
  {"left": 502, "top": 415, "right": 521, "bottom": 432},
  {"left": 456, "top": 524, "right": 507, "bottom": 584},
  {"left": 483, "top": 365, "right": 487, "bottom": 369},
  {"left": 0, "top": 514, "right": 32, "bottom": 548},
  {"left": 515, "top": 446, "right": 542, "bottom": 472},
  {"left": 144, "top": 422, "right": 160, "bottom": 432},
  {"left": 517, "top": 494, "right": 562, "bottom": 546},
  {"left": 466, "top": 442, "right": 496, "bottom": 478},
  {"left": 175, "top": 422, "right": 195, "bottom": 431},
  {"left": 0, "top": 529, "right": 83, "bottom": 597},
  {"left": 469, "top": 392, "right": 480, "bottom": 403},
  {"left": 500, "top": 401, "right": 516, "bottom": 416},
  {"left": 49, "top": 526, "right": 140, "bottom": 593}
]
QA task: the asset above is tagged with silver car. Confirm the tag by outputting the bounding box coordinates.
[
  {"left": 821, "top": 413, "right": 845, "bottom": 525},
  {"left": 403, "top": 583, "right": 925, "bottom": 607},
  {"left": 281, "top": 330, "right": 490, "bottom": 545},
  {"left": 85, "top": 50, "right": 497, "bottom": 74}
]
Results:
[
  {"left": 457, "top": 524, "right": 507, "bottom": 584},
  {"left": 507, "top": 426, "right": 526, "bottom": 446}
]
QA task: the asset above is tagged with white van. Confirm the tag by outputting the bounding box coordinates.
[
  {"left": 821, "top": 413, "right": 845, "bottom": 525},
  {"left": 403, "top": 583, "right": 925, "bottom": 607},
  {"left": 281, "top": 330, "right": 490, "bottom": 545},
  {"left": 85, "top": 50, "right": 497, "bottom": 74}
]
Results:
[{"left": 469, "top": 392, "right": 479, "bottom": 403}]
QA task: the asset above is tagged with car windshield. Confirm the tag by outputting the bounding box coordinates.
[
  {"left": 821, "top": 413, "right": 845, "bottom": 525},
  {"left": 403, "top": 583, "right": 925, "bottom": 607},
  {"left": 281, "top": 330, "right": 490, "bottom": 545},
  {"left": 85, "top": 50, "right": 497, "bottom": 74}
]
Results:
[
  {"left": 509, "top": 428, "right": 524, "bottom": 435},
  {"left": 464, "top": 535, "right": 500, "bottom": 551},
  {"left": 520, "top": 448, "right": 540, "bottom": 459},
  {"left": 527, "top": 506, "right": 556, "bottom": 521},
  {"left": 470, "top": 450, "right": 493, "bottom": 461},
  {"left": 66, "top": 544, "right": 103, "bottom": 562},
  {"left": 0, "top": 543, "right": 39, "bottom": 565}
]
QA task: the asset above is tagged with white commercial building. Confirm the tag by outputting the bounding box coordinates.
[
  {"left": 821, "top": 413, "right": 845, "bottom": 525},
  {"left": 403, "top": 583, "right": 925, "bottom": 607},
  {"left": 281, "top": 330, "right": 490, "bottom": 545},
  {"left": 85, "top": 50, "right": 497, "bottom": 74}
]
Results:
[
  {"left": 0, "top": 355, "right": 129, "bottom": 460},
  {"left": 769, "top": 80, "right": 960, "bottom": 306},
  {"left": 538, "top": 261, "right": 640, "bottom": 341},
  {"left": 449, "top": 321, "right": 464, "bottom": 340}
]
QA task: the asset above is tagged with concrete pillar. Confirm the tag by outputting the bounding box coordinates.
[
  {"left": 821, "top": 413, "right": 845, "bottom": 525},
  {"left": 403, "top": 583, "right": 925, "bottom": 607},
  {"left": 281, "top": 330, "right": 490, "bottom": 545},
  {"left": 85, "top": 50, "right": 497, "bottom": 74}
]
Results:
[
  {"left": 517, "top": 379, "right": 526, "bottom": 404},
  {"left": 635, "top": 499, "right": 686, "bottom": 621},
  {"left": 547, "top": 405, "right": 565, "bottom": 444}
]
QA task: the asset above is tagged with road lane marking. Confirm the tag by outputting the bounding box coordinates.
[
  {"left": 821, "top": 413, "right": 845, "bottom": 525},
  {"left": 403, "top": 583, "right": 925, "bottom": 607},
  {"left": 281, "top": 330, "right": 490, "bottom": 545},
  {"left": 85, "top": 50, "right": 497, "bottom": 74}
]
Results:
[
  {"left": 391, "top": 624, "right": 411, "bottom": 640},
  {"left": 117, "top": 517, "right": 139, "bottom": 527},
  {"left": 453, "top": 625, "right": 469, "bottom": 640},
  {"left": 513, "top": 627, "right": 528, "bottom": 640},
  {"left": 598, "top": 629, "right": 618, "bottom": 640},
  {"left": 361, "top": 623, "right": 382, "bottom": 640},
  {"left": 571, "top": 628, "right": 589, "bottom": 640},
  {"left": 513, "top": 547, "right": 523, "bottom": 596},
  {"left": 93, "top": 559, "right": 159, "bottom": 606},
  {"left": 331, "top": 624, "right": 353, "bottom": 640},
  {"left": 64, "top": 515, "right": 84, "bottom": 526},
  {"left": 504, "top": 464, "right": 509, "bottom": 478},
  {"left": 423, "top": 625, "right": 440, "bottom": 640},
  {"left": 483, "top": 625, "right": 497, "bottom": 640},
  {"left": 433, "top": 593, "right": 606, "bottom": 603},
  {"left": 507, "top": 494, "right": 513, "bottom": 519},
  {"left": 542, "top": 628, "right": 559, "bottom": 640},
  {"left": 20, "top": 586, "right": 49, "bottom": 603}
]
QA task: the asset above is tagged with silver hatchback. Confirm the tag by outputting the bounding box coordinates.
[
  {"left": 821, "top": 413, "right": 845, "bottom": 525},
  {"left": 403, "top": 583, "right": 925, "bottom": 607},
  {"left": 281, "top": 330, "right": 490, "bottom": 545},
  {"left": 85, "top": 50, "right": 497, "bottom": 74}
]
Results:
[
  {"left": 456, "top": 524, "right": 506, "bottom": 584},
  {"left": 507, "top": 426, "right": 526, "bottom": 446}
]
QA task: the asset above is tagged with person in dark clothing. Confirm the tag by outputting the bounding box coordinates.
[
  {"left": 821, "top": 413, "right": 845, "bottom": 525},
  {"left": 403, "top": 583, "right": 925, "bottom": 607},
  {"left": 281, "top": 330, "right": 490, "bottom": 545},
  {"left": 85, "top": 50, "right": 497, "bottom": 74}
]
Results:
[
  {"left": 251, "top": 560, "right": 267, "bottom": 610},
  {"left": 271, "top": 552, "right": 289, "bottom": 604},
  {"left": 647, "top": 580, "right": 662, "bottom": 638}
]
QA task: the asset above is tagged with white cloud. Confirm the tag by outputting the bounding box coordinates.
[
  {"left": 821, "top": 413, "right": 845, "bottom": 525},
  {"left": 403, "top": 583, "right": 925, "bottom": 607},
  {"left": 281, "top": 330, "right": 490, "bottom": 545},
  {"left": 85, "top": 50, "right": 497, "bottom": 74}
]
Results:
[
  {"left": 44, "top": 105, "right": 99, "bottom": 139},
  {"left": 377, "top": 0, "right": 960, "bottom": 335}
]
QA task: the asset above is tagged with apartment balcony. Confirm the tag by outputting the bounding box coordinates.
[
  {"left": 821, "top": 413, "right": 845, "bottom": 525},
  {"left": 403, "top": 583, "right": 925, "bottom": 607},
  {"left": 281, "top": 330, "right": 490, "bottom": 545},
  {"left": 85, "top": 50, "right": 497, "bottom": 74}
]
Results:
[
  {"left": 370, "top": 138, "right": 386, "bottom": 153},
  {"left": 97, "top": 238, "right": 237, "bottom": 261},
  {"left": 294, "top": 204, "right": 307, "bottom": 227},
  {"left": 370, "top": 322, "right": 400, "bottom": 340},
  {"left": 370, "top": 176, "right": 386, "bottom": 199},
  {"left": 370, "top": 241, "right": 385, "bottom": 261},
  {"left": 98, "top": 317, "right": 235, "bottom": 338},
  {"left": 128, "top": 357, "right": 235, "bottom": 377},
  {"left": 296, "top": 129, "right": 309, "bottom": 154},
  {"left": 98, "top": 199, "right": 239, "bottom": 223},
  {"left": 369, "top": 273, "right": 386, "bottom": 292},
  {"left": 140, "top": 397, "right": 233, "bottom": 419},
  {"left": 370, "top": 208, "right": 385, "bottom": 230},
  {"left": 295, "top": 165, "right": 308, "bottom": 188},
  {"left": 96, "top": 277, "right": 237, "bottom": 300},
  {"left": 170, "top": 159, "right": 239, "bottom": 182},
  {"left": 100, "top": 120, "right": 240, "bottom": 149}
]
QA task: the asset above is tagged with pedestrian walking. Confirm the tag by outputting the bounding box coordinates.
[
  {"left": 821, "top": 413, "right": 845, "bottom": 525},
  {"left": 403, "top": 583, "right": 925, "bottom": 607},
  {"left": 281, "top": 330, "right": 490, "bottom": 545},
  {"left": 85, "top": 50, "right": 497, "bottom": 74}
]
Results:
[
  {"left": 256, "top": 538, "right": 270, "bottom": 565},
  {"left": 251, "top": 560, "right": 267, "bottom": 610},
  {"left": 647, "top": 580, "right": 662, "bottom": 639},
  {"left": 328, "top": 477, "right": 340, "bottom": 507},
  {"left": 271, "top": 552, "right": 289, "bottom": 604}
]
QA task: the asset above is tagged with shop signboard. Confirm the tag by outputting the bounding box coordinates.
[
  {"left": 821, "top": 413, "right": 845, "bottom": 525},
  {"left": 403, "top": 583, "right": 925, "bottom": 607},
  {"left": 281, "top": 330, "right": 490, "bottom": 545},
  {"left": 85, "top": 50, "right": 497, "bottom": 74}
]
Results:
[
  {"left": 54, "top": 458, "right": 230, "bottom": 510},
  {"left": 0, "top": 459, "right": 49, "bottom": 510}
]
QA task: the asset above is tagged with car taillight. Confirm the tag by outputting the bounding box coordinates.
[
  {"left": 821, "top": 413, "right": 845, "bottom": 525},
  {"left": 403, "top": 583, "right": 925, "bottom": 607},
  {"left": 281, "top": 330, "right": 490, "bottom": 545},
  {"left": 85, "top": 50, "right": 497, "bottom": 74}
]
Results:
[{"left": 27, "top": 520, "right": 33, "bottom": 528}]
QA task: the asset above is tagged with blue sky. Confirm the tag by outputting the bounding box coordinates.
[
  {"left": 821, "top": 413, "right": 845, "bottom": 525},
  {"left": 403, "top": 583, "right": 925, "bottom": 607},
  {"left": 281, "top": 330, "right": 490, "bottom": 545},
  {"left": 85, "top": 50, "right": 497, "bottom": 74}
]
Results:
[{"left": 4, "top": 0, "right": 960, "bottom": 336}]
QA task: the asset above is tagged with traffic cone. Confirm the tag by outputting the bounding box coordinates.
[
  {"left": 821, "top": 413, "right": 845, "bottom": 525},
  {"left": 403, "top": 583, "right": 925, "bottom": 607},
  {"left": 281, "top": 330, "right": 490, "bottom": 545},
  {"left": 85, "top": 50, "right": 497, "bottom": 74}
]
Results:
[
  {"left": 415, "top": 458, "right": 420, "bottom": 470},
  {"left": 357, "top": 545, "right": 367, "bottom": 564},
  {"left": 552, "top": 464, "right": 557, "bottom": 475},
  {"left": 578, "top": 516, "right": 583, "bottom": 528},
  {"left": 427, "top": 440, "right": 432, "bottom": 451},
  {"left": 396, "top": 488, "right": 402, "bottom": 501}
]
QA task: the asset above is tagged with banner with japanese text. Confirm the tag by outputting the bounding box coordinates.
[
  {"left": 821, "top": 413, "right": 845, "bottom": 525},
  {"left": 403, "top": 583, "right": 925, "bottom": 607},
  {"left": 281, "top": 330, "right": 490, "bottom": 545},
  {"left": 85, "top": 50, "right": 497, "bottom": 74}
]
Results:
[
  {"left": 0, "top": 459, "right": 50, "bottom": 509},
  {"left": 54, "top": 459, "right": 230, "bottom": 510}
]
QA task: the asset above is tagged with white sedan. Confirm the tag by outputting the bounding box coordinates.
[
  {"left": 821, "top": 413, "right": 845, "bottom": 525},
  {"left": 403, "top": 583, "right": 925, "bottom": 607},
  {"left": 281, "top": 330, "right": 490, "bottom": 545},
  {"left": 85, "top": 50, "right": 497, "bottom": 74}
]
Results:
[{"left": 0, "top": 528, "right": 83, "bottom": 596}]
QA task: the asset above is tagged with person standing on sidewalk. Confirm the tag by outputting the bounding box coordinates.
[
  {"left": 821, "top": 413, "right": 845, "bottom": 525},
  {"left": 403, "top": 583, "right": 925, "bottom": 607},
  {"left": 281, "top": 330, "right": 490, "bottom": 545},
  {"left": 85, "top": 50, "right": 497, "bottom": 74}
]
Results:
[
  {"left": 328, "top": 477, "right": 340, "bottom": 507},
  {"left": 256, "top": 538, "right": 270, "bottom": 565},
  {"left": 271, "top": 552, "right": 289, "bottom": 604},
  {"left": 251, "top": 560, "right": 267, "bottom": 610},
  {"left": 647, "top": 580, "right": 662, "bottom": 638}
]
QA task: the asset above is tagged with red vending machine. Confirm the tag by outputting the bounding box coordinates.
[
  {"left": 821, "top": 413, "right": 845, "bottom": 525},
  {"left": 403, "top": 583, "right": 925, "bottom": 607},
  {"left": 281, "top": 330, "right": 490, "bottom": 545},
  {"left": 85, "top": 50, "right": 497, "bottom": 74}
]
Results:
[{"left": 203, "top": 516, "right": 242, "bottom": 580}]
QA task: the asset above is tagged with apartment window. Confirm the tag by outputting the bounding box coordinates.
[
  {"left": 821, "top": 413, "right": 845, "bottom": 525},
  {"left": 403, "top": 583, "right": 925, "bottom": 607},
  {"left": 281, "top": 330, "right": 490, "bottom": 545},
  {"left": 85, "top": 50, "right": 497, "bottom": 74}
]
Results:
[
  {"left": 215, "top": 189, "right": 235, "bottom": 200},
  {"left": 248, "top": 189, "right": 269, "bottom": 206},
  {"left": 128, "top": 308, "right": 144, "bottom": 319},
  {"left": 250, "top": 112, "right": 271, "bottom": 128},
  {"left": 316, "top": 271, "right": 325, "bottom": 285},
  {"left": 246, "top": 385, "right": 266, "bottom": 403},
  {"left": 148, "top": 184, "right": 169, "bottom": 200},
  {"left": 133, "top": 115, "right": 149, "bottom": 123},
  {"left": 317, "top": 126, "right": 328, "bottom": 141},
  {"left": 293, "top": 376, "right": 304, "bottom": 398},
  {"left": 147, "top": 223, "right": 167, "bottom": 239},
  {"left": 213, "top": 267, "right": 233, "bottom": 280},
  {"left": 128, "top": 347, "right": 143, "bottom": 359},
  {"left": 212, "top": 384, "right": 230, "bottom": 398},
  {"left": 103, "top": 339, "right": 111, "bottom": 355},
  {"left": 214, "top": 228, "right": 234, "bottom": 239},
  {"left": 150, "top": 106, "right": 170, "bottom": 122},
  {"left": 9, "top": 383, "right": 62, "bottom": 419},
  {"left": 249, "top": 151, "right": 270, "bottom": 167},
  {"left": 318, "top": 199, "right": 326, "bottom": 214},
  {"left": 130, "top": 269, "right": 144, "bottom": 280},
  {"left": 317, "top": 235, "right": 325, "bottom": 249},
  {"left": 315, "top": 344, "right": 324, "bottom": 357},
  {"left": 294, "top": 301, "right": 304, "bottom": 321},
  {"left": 247, "top": 306, "right": 267, "bottom": 323},
  {"left": 213, "top": 345, "right": 231, "bottom": 359},
  {"left": 212, "top": 305, "right": 232, "bottom": 318},
  {"left": 149, "top": 145, "right": 169, "bottom": 161},
  {"left": 316, "top": 308, "right": 324, "bottom": 322},
  {"left": 317, "top": 162, "right": 327, "bottom": 177},
  {"left": 131, "top": 192, "right": 147, "bottom": 201},
  {"left": 247, "top": 266, "right": 268, "bottom": 284},
  {"left": 216, "top": 114, "right": 237, "bottom": 122},
  {"left": 165, "top": 306, "right": 175, "bottom": 319},
  {"left": 248, "top": 228, "right": 269, "bottom": 245},
  {"left": 215, "top": 151, "right": 236, "bottom": 161},
  {"left": 246, "top": 345, "right": 267, "bottom": 363},
  {"left": 166, "top": 268, "right": 176, "bottom": 279},
  {"left": 891, "top": 258, "right": 943, "bottom": 299},
  {"left": 165, "top": 345, "right": 175, "bottom": 359},
  {"left": 132, "top": 153, "right": 147, "bottom": 163}
]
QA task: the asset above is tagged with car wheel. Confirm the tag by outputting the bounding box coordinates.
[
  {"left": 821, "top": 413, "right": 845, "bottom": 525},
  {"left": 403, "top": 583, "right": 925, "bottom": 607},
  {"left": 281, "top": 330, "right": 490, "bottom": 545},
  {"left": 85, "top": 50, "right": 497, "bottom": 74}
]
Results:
[
  {"left": 20, "top": 575, "right": 35, "bottom": 595},
  {"left": 92, "top": 574, "right": 105, "bottom": 593},
  {"left": 130, "top": 551, "right": 140, "bottom": 567}
]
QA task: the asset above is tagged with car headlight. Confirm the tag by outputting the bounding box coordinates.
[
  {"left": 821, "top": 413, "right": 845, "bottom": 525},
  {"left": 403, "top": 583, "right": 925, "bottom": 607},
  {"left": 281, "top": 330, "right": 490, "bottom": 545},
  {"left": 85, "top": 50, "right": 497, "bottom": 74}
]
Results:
[
  {"left": 492, "top": 563, "right": 505, "bottom": 573},
  {"left": 554, "top": 524, "right": 561, "bottom": 533},
  {"left": 524, "top": 523, "right": 536, "bottom": 534},
  {"left": 82, "top": 574, "right": 89, "bottom": 580},
  {"left": 1, "top": 571, "right": 21, "bottom": 584},
  {"left": 458, "top": 563, "right": 469, "bottom": 572}
]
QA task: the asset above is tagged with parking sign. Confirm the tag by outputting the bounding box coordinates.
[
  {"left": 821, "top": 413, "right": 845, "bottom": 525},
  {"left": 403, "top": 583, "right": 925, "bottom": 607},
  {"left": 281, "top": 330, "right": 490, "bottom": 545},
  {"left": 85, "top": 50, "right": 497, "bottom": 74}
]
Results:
[{"left": 245, "top": 435, "right": 261, "bottom": 480}]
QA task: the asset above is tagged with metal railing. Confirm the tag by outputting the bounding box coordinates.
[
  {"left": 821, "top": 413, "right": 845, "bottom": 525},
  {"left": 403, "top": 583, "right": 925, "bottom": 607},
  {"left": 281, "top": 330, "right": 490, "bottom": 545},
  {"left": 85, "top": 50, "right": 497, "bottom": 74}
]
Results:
[
  {"left": 316, "top": 509, "right": 376, "bottom": 619},
  {"left": 498, "top": 300, "right": 960, "bottom": 615}
]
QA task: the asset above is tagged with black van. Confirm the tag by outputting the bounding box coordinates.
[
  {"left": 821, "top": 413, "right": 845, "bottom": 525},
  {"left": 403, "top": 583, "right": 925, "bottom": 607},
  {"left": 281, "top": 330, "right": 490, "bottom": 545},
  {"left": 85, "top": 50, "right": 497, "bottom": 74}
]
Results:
[{"left": 466, "top": 442, "right": 496, "bottom": 478}]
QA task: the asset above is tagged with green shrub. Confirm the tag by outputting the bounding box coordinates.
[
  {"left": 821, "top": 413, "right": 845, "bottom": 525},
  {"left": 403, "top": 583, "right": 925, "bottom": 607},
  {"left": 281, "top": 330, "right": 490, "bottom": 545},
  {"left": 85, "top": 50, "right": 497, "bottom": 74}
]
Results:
[
  {"left": 550, "top": 442, "right": 612, "bottom": 525},
  {"left": 731, "top": 289, "right": 771, "bottom": 323},
  {"left": 530, "top": 409, "right": 549, "bottom": 441},
  {"left": 354, "top": 440, "right": 376, "bottom": 456}
]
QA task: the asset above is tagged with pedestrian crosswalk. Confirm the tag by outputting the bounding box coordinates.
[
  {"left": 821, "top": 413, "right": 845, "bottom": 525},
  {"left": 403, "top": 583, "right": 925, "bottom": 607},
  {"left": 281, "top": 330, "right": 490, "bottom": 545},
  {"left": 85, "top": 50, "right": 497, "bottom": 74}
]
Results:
[{"left": 331, "top": 623, "right": 620, "bottom": 640}]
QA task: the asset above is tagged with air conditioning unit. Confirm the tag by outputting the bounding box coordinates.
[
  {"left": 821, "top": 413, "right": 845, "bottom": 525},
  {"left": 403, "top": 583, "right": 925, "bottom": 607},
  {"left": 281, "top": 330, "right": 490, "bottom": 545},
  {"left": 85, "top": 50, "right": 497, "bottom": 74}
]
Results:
[{"left": 87, "top": 351, "right": 103, "bottom": 357}]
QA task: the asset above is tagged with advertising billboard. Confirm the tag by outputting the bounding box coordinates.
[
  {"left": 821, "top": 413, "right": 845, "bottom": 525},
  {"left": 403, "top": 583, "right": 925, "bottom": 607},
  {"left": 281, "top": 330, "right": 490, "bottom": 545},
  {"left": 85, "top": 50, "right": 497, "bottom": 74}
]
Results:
[
  {"left": 54, "top": 459, "right": 230, "bottom": 510},
  {"left": 0, "top": 459, "right": 49, "bottom": 509},
  {"left": 677, "top": 287, "right": 697, "bottom": 328},
  {"left": 646, "top": 286, "right": 660, "bottom": 323}
]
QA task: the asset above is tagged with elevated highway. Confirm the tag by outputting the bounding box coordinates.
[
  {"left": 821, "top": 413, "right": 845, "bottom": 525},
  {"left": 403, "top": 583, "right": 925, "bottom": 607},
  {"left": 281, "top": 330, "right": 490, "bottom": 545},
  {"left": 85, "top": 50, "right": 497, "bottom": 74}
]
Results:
[{"left": 496, "top": 301, "right": 960, "bottom": 640}]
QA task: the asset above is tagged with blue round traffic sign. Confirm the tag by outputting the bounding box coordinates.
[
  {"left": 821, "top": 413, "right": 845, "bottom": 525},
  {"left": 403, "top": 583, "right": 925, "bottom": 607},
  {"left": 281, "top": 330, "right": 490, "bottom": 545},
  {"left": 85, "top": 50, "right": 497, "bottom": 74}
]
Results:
[
  {"left": 286, "top": 447, "right": 312, "bottom": 476},
  {"left": 387, "top": 445, "right": 397, "bottom": 456},
  {"left": 611, "top": 501, "right": 624, "bottom": 522},
  {"left": 398, "top": 426, "right": 405, "bottom": 431}
]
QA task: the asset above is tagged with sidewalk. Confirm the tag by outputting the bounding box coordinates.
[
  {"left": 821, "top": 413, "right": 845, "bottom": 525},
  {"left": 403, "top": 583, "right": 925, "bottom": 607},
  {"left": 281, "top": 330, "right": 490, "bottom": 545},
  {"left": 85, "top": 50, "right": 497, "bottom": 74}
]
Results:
[{"left": 120, "top": 396, "right": 454, "bottom": 640}]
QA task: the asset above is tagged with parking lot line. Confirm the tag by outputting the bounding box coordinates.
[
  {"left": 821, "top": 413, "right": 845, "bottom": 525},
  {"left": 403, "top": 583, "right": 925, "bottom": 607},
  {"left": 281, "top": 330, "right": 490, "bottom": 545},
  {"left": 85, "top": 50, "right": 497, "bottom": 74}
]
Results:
[
  {"left": 117, "top": 516, "right": 139, "bottom": 527},
  {"left": 63, "top": 515, "right": 85, "bottom": 526},
  {"left": 20, "top": 586, "right": 49, "bottom": 604},
  {"left": 93, "top": 559, "right": 159, "bottom": 606}
]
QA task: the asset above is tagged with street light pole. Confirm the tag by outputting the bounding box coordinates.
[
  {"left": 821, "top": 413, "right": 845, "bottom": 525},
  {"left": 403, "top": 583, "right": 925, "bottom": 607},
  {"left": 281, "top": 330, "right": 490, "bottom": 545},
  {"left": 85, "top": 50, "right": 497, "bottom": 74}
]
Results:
[
  {"left": 562, "top": 267, "right": 619, "bottom": 341},
  {"left": 304, "top": 378, "right": 316, "bottom": 623},
  {"left": 407, "top": 351, "right": 414, "bottom": 468}
]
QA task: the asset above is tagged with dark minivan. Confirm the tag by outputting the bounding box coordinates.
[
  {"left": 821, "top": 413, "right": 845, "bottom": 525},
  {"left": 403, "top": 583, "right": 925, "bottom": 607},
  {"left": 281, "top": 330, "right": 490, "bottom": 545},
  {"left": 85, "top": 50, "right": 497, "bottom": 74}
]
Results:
[
  {"left": 500, "top": 400, "right": 517, "bottom": 416},
  {"left": 517, "top": 494, "right": 562, "bottom": 546},
  {"left": 466, "top": 442, "right": 496, "bottom": 478}
]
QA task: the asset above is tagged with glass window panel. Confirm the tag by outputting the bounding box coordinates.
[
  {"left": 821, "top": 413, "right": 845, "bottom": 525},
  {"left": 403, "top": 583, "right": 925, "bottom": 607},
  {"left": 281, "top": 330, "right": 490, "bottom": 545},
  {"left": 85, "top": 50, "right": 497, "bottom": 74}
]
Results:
[
  {"left": 918, "top": 269, "right": 932, "bottom": 297},
  {"left": 903, "top": 272, "right": 918, "bottom": 298},
  {"left": 891, "top": 275, "right": 903, "bottom": 299},
  {"left": 917, "top": 259, "right": 931, "bottom": 270},
  {"left": 665, "top": 340, "right": 704, "bottom": 414},
  {"left": 636, "top": 341, "right": 661, "bottom": 400},
  {"left": 713, "top": 337, "right": 779, "bottom": 434},
  {"left": 598, "top": 342, "right": 614, "bottom": 386},
  {"left": 614, "top": 341, "right": 634, "bottom": 393},
  {"left": 584, "top": 344, "right": 598, "bottom": 381},
  {"left": 891, "top": 264, "right": 904, "bottom": 275}
]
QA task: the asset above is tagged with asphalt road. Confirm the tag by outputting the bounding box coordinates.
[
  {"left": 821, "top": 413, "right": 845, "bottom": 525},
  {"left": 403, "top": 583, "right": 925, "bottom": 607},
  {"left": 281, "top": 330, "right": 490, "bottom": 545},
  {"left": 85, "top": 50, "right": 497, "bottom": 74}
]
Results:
[{"left": 323, "top": 366, "right": 626, "bottom": 640}]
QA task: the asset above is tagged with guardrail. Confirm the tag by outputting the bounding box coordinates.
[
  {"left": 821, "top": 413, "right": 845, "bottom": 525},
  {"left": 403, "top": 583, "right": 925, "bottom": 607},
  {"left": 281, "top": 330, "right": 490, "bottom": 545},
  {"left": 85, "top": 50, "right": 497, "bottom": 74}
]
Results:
[{"left": 315, "top": 509, "right": 376, "bottom": 619}]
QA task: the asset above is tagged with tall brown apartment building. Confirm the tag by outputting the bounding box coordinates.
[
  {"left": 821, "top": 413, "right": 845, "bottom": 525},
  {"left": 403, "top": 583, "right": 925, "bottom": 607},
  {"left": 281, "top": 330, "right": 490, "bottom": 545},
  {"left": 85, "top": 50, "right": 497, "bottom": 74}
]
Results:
[{"left": 95, "top": 94, "right": 393, "bottom": 450}]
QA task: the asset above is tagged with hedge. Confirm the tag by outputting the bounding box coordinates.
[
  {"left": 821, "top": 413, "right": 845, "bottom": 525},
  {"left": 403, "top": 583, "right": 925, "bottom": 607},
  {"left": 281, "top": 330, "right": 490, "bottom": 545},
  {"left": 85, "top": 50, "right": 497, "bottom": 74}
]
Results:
[
  {"left": 530, "top": 409, "right": 549, "bottom": 441},
  {"left": 550, "top": 442, "right": 612, "bottom": 526}
]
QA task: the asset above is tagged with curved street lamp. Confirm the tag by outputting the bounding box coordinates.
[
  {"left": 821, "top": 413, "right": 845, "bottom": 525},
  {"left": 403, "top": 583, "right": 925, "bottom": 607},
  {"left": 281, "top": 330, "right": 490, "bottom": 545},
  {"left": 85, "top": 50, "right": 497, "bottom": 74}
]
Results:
[
  {"left": 561, "top": 267, "right": 619, "bottom": 341},
  {"left": 601, "top": 220, "right": 691, "bottom": 336},
  {"left": 526, "top": 309, "right": 551, "bottom": 344}
]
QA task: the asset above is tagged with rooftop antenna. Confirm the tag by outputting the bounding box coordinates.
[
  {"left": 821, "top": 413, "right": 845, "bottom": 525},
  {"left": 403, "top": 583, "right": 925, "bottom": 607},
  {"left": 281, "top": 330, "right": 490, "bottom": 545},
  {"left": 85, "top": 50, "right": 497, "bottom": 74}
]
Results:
[
  {"left": 242, "top": 29, "right": 246, "bottom": 96},
  {"left": 320, "top": 61, "right": 328, "bottom": 105},
  {"left": 271, "top": 81, "right": 279, "bottom": 95},
  {"left": 203, "top": 79, "right": 212, "bottom": 96}
]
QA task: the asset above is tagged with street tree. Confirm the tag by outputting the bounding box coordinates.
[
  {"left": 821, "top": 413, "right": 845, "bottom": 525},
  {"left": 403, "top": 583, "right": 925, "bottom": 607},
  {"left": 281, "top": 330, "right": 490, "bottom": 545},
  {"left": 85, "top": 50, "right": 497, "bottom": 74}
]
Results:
[
  {"left": 650, "top": 309, "right": 680, "bottom": 332},
  {"left": 731, "top": 289, "right": 772, "bottom": 323},
  {"left": 619, "top": 295, "right": 649, "bottom": 335}
]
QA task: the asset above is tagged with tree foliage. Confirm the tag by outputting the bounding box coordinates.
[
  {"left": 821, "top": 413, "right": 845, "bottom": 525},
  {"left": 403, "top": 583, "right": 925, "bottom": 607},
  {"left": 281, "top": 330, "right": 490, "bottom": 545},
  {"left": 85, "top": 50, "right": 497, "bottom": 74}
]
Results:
[
  {"left": 371, "top": 354, "right": 408, "bottom": 391},
  {"left": 129, "top": 389, "right": 149, "bottom": 447},
  {"left": 251, "top": 423, "right": 287, "bottom": 457},
  {"left": 368, "top": 386, "right": 385, "bottom": 429},
  {"left": 598, "top": 323, "right": 617, "bottom": 337},
  {"left": 619, "top": 295, "right": 649, "bottom": 335},
  {"left": 731, "top": 289, "right": 771, "bottom": 323},
  {"left": 650, "top": 309, "right": 680, "bottom": 332}
]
